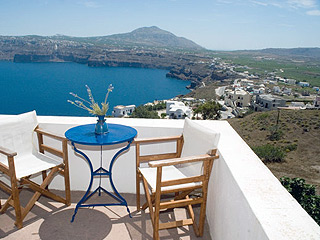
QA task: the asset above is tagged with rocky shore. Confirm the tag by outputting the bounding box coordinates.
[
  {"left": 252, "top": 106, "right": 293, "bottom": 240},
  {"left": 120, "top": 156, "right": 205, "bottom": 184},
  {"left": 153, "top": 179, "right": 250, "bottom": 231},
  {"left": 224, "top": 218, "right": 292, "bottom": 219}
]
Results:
[{"left": 0, "top": 35, "right": 240, "bottom": 90}]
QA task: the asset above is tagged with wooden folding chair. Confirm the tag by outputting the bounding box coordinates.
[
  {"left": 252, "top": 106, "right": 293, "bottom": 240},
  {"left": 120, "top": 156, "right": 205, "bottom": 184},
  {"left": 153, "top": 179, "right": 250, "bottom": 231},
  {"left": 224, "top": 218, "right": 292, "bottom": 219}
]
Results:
[
  {"left": 135, "top": 118, "right": 220, "bottom": 239},
  {"left": 0, "top": 111, "right": 70, "bottom": 229}
]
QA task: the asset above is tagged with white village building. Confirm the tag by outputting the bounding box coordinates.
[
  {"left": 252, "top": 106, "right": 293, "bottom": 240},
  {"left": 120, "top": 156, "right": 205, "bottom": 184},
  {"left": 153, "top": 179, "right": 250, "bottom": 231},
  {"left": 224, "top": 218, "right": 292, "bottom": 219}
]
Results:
[
  {"left": 225, "top": 89, "right": 251, "bottom": 108},
  {"left": 112, "top": 105, "right": 136, "bottom": 117},
  {"left": 286, "top": 79, "right": 296, "bottom": 85},
  {"left": 166, "top": 101, "right": 191, "bottom": 119},
  {"left": 299, "top": 82, "right": 310, "bottom": 87}
]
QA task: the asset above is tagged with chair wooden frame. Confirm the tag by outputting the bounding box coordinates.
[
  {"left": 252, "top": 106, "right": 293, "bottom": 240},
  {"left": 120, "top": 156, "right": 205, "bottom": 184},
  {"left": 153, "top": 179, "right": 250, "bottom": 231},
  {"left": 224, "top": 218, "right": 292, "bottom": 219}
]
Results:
[
  {"left": 135, "top": 135, "right": 219, "bottom": 239},
  {"left": 0, "top": 126, "right": 71, "bottom": 229}
]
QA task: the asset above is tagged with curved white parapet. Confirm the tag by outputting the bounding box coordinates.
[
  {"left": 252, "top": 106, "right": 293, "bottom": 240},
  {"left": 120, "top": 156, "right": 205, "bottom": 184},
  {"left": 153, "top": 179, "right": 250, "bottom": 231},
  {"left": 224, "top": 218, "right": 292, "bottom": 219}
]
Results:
[{"left": 0, "top": 115, "right": 319, "bottom": 240}]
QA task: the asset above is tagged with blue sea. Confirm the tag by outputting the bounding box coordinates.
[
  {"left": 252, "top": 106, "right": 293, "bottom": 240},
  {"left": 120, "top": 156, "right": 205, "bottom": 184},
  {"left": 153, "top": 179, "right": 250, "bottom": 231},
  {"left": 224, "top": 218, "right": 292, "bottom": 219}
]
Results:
[{"left": 0, "top": 62, "right": 190, "bottom": 116}]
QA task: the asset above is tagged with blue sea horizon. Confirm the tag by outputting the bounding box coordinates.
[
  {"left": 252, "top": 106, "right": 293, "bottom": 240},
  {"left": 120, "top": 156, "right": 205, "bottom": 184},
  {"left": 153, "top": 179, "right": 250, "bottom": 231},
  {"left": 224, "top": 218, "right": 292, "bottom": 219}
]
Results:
[{"left": 0, "top": 61, "right": 190, "bottom": 116}]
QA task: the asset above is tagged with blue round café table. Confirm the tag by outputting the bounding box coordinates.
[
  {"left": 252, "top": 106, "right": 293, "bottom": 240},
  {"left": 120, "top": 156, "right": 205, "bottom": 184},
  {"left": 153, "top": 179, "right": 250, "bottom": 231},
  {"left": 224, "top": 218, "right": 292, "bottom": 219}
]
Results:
[{"left": 65, "top": 123, "right": 137, "bottom": 222}]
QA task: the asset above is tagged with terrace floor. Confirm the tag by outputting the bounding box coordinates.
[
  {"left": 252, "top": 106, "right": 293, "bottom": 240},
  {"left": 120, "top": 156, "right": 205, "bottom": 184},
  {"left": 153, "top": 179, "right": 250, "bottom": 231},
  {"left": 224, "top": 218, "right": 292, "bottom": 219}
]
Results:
[{"left": 0, "top": 190, "right": 211, "bottom": 240}]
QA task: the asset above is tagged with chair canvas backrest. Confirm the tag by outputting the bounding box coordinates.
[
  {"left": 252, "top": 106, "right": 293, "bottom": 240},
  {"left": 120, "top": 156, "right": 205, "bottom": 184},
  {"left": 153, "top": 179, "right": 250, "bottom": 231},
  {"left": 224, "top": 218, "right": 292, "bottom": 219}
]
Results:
[
  {"left": 178, "top": 118, "right": 220, "bottom": 177},
  {"left": 0, "top": 111, "right": 38, "bottom": 160}
]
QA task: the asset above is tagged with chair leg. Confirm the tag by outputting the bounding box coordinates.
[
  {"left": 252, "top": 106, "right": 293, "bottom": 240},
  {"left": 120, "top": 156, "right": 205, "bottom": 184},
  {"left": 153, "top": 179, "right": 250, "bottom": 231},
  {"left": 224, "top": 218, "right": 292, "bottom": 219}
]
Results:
[
  {"left": 141, "top": 175, "right": 160, "bottom": 239},
  {"left": 142, "top": 194, "right": 154, "bottom": 211},
  {"left": 1, "top": 192, "right": 23, "bottom": 229},
  {"left": 12, "top": 188, "right": 23, "bottom": 229},
  {"left": 0, "top": 195, "right": 13, "bottom": 214},
  {"left": 136, "top": 143, "right": 141, "bottom": 211},
  {"left": 21, "top": 166, "right": 59, "bottom": 221},
  {"left": 198, "top": 202, "right": 207, "bottom": 237},
  {"left": 153, "top": 208, "right": 160, "bottom": 240},
  {"left": 63, "top": 167, "right": 71, "bottom": 206},
  {"left": 136, "top": 172, "right": 141, "bottom": 211},
  {"left": 62, "top": 140, "right": 71, "bottom": 205},
  {"left": 198, "top": 162, "right": 210, "bottom": 237},
  {"left": 7, "top": 156, "right": 23, "bottom": 228},
  {"left": 186, "top": 196, "right": 200, "bottom": 236},
  {"left": 142, "top": 176, "right": 155, "bottom": 223},
  {"left": 42, "top": 170, "right": 48, "bottom": 190},
  {"left": 153, "top": 167, "right": 162, "bottom": 240}
]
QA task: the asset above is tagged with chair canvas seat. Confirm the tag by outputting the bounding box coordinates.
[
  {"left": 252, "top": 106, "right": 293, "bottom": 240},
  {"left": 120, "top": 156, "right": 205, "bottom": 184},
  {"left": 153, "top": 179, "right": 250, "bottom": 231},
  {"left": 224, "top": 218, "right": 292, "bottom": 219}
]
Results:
[
  {"left": 135, "top": 118, "right": 220, "bottom": 239},
  {"left": 0, "top": 111, "right": 71, "bottom": 229},
  {"left": 0, "top": 152, "right": 61, "bottom": 180},
  {"left": 139, "top": 166, "right": 201, "bottom": 193}
]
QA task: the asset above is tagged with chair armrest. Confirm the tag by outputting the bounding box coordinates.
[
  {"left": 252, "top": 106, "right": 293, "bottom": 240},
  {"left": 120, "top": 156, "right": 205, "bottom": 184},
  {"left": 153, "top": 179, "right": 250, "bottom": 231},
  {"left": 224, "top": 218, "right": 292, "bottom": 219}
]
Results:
[
  {"left": 134, "top": 135, "right": 182, "bottom": 144},
  {"left": 0, "top": 146, "right": 17, "bottom": 157},
  {"left": 149, "top": 153, "right": 219, "bottom": 168},
  {"left": 35, "top": 128, "right": 66, "bottom": 141}
]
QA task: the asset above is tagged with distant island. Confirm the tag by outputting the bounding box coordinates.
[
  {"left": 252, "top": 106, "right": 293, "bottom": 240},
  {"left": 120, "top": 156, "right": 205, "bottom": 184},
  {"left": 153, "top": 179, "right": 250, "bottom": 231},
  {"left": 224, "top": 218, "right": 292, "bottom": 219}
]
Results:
[{"left": 0, "top": 26, "right": 320, "bottom": 90}]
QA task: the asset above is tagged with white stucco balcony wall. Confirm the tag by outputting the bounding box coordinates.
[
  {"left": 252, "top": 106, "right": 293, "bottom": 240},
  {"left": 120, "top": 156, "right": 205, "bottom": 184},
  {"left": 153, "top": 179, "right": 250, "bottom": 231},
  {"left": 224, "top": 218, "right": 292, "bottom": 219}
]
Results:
[{"left": 0, "top": 115, "right": 320, "bottom": 240}]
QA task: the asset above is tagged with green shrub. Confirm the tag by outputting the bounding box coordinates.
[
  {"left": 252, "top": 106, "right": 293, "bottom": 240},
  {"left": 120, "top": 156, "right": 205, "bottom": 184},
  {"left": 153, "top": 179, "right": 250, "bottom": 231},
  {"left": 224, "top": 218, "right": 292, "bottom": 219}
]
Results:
[
  {"left": 160, "top": 113, "right": 167, "bottom": 119},
  {"left": 256, "top": 112, "right": 269, "bottom": 121},
  {"left": 130, "top": 105, "right": 160, "bottom": 119},
  {"left": 268, "top": 127, "right": 283, "bottom": 141},
  {"left": 146, "top": 101, "right": 166, "bottom": 111},
  {"left": 284, "top": 143, "right": 297, "bottom": 152},
  {"left": 280, "top": 177, "right": 320, "bottom": 225},
  {"left": 194, "top": 101, "right": 222, "bottom": 120},
  {"left": 252, "top": 144, "right": 285, "bottom": 162}
]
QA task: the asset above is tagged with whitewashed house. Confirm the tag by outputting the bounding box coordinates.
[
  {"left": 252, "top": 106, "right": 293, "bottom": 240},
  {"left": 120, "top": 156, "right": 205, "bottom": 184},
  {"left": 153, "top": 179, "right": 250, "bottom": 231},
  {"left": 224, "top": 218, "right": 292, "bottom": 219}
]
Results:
[
  {"left": 112, "top": 105, "right": 135, "bottom": 117},
  {"left": 286, "top": 79, "right": 296, "bottom": 85},
  {"left": 299, "top": 82, "right": 310, "bottom": 87},
  {"left": 253, "top": 87, "right": 265, "bottom": 95},
  {"left": 273, "top": 86, "right": 281, "bottom": 93},
  {"left": 259, "top": 87, "right": 265, "bottom": 94},
  {"left": 240, "top": 79, "right": 254, "bottom": 87},
  {"left": 289, "top": 102, "right": 306, "bottom": 109},
  {"left": 253, "top": 94, "right": 286, "bottom": 111},
  {"left": 283, "top": 88, "right": 292, "bottom": 95},
  {"left": 225, "top": 89, "right": 251, "bottom": 108},
  {"left": 166, "top": 101, "right": 191, "bottom": 119}
]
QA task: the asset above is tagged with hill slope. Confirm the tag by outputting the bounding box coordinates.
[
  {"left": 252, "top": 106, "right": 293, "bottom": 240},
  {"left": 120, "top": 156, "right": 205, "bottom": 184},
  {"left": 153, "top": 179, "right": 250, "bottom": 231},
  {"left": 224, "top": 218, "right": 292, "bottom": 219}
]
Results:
[
  {"left": 260, "top": 47, "right": 320, "bottom": 60},
  {"left": 228, "top": 110, "right": 320, "bottom": 189},
  {"left": 85, "top": 26, "right": 204, "bottom": 50}
]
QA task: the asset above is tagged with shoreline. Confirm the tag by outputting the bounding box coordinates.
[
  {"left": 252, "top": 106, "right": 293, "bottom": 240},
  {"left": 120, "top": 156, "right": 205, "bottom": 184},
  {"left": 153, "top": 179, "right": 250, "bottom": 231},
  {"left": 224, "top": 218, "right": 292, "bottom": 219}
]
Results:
[{"left": 0, "top": 61, "right": 191, "bottom": 116}]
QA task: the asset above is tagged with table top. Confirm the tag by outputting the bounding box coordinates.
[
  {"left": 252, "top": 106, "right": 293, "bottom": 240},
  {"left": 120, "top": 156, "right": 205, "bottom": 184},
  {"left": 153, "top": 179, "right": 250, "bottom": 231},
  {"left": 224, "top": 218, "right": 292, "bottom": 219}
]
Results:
[{"left": 65, "top": 123, "right": 137, "bottom": 145}]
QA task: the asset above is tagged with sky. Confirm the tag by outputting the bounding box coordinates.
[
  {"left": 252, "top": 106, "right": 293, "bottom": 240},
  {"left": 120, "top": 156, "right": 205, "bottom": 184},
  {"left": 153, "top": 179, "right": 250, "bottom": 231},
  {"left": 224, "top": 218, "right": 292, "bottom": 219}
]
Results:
[{"left": 0, "top": 0, "right": 319, "bottom": 50}]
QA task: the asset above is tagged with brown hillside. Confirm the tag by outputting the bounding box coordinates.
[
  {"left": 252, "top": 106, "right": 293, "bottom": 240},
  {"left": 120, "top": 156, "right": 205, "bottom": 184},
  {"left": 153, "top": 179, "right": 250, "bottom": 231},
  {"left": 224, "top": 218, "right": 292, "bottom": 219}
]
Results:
[{"left": 228, "top": 110, "right": 320, "bottom": 189}]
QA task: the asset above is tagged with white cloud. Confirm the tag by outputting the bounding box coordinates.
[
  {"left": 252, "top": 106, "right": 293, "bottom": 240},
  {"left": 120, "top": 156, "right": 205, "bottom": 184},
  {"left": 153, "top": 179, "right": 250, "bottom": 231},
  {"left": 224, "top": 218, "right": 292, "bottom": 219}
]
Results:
[
  {"left": 251, "top": 0, "right": 320, "bottom": 16},
  {"left": 278, "top": 23, "right": 294, "bottom": 28},
  {"left": 287, "top": 0, "right": 317, "bottom": 8},
  {"left": 249, "top": 0, "right": 318, "bottom": 9},
  {"left": 250, "top": 1, "right": 268, "bottom": 6},
  {"left": 250, "top": 0, "right": 283, "bottom": 8},
  {"left": 79, "top": 1, "right": 100, "bottom": 8},
  {"left": 307, "top": 9, "right": 320, "bottom": 15},
  {"left": 217, "top": 0, "right": 234, "bottom": 4},
  {"left": 221, "top": 0, "right": 320, "bottom": 16}
]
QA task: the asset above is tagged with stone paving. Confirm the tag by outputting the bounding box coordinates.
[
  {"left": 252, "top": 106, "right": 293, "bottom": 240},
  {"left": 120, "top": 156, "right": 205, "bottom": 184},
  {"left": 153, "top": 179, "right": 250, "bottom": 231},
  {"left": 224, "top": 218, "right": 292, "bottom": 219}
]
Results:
[{"left": 0, "top": 190, "right": 211, "bottom": 240}]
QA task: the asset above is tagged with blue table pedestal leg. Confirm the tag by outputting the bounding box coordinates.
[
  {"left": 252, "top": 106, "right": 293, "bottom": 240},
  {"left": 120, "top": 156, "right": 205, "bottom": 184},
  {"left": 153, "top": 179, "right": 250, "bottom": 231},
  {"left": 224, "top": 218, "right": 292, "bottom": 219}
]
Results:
[
  {"left": 70, "top": 142, "right": 95, "bottom": 222},
  {"left": 108, "top": 140, "right": 133, "bottom": 218},
  {"left": 70, "top": 141, "right": 133, "bottom": 222}
]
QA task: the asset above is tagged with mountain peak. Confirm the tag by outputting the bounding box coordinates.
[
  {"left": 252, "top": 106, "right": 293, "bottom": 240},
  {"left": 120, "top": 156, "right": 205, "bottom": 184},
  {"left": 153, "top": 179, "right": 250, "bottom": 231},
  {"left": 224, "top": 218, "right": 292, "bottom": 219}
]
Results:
[
  {"left": 131, "top": 26, "right": 168, "bottom": 33},
  {"left": 105, "top": 26, "right": 204, "bottom": 50}
]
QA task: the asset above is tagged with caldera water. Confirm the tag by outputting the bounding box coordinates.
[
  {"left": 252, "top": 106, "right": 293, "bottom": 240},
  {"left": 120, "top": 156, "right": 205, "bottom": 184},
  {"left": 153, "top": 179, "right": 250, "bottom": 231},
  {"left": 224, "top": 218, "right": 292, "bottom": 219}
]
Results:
[{"left": 0, "top": 61, "right": 190, "bottom": 116}]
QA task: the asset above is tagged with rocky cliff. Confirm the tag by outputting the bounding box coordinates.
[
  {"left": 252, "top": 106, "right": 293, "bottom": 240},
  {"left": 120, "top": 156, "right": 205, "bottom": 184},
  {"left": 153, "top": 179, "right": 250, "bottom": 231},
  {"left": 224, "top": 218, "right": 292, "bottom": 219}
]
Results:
[{"left": 0, "top": 27, "right": 239, "bottom": 89}]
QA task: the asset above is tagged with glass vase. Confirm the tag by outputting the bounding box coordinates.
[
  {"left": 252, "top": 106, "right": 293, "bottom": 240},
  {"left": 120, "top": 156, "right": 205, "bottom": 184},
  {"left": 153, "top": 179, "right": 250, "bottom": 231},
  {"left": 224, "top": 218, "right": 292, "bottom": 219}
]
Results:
[{"left": 95, "top": 115, "right": 108, "bottom": 135}]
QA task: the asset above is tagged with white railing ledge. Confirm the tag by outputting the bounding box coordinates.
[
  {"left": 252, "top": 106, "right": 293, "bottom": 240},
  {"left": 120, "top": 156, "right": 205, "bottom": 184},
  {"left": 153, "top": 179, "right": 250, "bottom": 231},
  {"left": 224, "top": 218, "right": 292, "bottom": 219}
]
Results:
[{"left": 0, "top": 115, "right": 319, "bottom": 240}]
